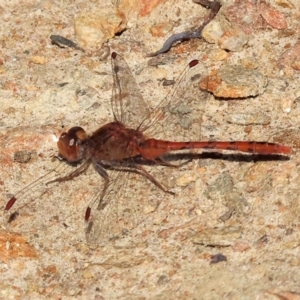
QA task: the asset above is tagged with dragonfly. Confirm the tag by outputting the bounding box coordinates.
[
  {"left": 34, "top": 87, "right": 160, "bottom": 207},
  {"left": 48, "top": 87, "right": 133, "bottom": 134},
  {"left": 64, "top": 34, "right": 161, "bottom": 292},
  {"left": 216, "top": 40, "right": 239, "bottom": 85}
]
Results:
[{"left": 5, "top": 52, "right": 291, "bottom": 245}]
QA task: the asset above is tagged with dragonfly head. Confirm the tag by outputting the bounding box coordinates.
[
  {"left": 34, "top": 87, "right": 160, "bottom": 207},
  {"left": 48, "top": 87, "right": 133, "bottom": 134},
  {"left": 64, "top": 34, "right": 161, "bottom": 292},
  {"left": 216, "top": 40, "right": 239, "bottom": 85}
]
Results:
[{"left": 57, "top": 127, "right": 87, "bottom": 162}]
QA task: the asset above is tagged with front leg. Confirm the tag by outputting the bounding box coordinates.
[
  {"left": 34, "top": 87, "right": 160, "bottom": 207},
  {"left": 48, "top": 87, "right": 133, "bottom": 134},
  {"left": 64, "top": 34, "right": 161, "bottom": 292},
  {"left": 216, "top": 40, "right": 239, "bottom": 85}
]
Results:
[{"left": 46, "top": 161, "right": 91, "bottom": 185}]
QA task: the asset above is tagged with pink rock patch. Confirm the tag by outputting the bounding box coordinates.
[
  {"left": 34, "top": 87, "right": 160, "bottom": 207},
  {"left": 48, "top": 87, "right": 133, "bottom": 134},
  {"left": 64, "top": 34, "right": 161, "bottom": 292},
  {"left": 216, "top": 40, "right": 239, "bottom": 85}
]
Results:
[{"left": 259, "top": 1, "right": 287, "bottom": 29}]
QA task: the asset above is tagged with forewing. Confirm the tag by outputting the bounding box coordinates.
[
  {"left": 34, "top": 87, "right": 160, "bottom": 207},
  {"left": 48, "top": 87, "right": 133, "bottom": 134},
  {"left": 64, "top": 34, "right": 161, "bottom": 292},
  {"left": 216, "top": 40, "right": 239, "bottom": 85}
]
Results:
[
  {"left": 85, "top": 165, "right": 164, "bottom": 246},
  {"left": 142, "top": 59, "right": 208, "bottom": 142},
  {"left": 5, "top": 161, "right": 83, "bottom": 225},
  {"left": 111, "top": 52, "right": 151, "bottom": 129}
]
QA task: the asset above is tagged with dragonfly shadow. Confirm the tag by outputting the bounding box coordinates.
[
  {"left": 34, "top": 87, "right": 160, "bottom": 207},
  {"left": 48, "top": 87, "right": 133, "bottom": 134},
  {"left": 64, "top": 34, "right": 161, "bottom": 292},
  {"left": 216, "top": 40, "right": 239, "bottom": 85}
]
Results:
[
  {"left": 129, "top": 151, "right": 289, "bottom": 169},
  {"left": 162, "top": 152, "right": 290, "bottom": 163}
]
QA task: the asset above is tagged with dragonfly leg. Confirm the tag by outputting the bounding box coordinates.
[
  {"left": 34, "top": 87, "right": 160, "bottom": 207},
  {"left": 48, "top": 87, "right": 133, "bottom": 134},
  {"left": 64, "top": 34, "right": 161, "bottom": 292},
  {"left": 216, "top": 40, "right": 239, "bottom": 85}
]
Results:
[
  {"left": 46, "top": 161, "right": 91, "bottom": 185},
  {"left": 93, "top": 162, "right": 110, "bottom": 210},
  {"left": 134, "top": 164, "right": 174, "bottom": 195},
  {"left": 100, "top": 159, "right": 174, "bottom": 194},
  {"left": 155, "top": 156, "right": 192, "bottom": 167},
  {"left": 154, "top": 157, "right": 180, "bottom": 167}
]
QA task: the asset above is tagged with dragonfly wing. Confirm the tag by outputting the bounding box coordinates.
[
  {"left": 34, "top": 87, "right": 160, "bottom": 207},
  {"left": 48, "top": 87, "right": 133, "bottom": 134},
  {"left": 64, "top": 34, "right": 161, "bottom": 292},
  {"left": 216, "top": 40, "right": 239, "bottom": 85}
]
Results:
[
  {"left": 111, "top": 52, "right": 151, "bottom": 129},
  {"left": 142, "top": 59, "right": 209, "bottom": 142},
  {"left": 85, "top": 165, "right": 163, "bottom": 246},
  {"left": 5, "top": 162, "right": 78, "bottom": 213}
]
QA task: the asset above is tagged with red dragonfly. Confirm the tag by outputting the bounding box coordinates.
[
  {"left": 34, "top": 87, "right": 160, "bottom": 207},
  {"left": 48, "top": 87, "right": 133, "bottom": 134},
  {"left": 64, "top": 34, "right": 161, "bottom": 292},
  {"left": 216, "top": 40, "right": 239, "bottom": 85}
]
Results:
[{"left": 5, "top": 52, "right": 290, "bottom": 245}]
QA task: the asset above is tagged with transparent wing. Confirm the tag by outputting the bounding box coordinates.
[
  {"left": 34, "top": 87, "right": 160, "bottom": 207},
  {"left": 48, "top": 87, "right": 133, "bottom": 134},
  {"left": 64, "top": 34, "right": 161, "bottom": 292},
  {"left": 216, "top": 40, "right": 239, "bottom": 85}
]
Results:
[
  {"left": 111, "top": 52, "right": 151, "bottom": 129},
  {"left": 141, "top": 59, "right": 209, "bottom": 142},
  {"left": 85, "top": 164, "right": 165, "bottom": 246},
  {"left": 4, "top": 161, "right": 83, "bottom": 222},
  {"left": 86, "top": 56, "right": 208, "bottom": 246}
]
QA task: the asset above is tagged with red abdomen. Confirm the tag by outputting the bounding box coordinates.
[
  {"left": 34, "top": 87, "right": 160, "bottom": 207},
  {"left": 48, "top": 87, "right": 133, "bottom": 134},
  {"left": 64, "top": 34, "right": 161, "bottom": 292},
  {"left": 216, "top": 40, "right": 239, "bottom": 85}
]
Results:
[{"left": 139, "top": 139, "right": 291, "bottom": 159}]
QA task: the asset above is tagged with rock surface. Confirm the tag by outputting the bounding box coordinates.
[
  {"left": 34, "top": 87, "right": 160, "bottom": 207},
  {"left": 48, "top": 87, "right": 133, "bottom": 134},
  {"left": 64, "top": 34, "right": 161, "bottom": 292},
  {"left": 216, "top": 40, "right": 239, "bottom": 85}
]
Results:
[
  {"left": 199, "top": 65, "right": 267, "bottom": 98},
  {"left": 75, "top": 6, "right": 127, "bottom": 50},
  {"left": 0, "top": 0, "right": 299, "bottom": 299}
]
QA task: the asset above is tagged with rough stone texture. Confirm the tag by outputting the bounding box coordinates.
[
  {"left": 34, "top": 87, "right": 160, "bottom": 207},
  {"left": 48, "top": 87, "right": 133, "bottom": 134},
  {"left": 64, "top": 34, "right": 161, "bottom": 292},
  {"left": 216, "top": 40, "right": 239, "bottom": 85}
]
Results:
[
  {"left": 74, "top": 6, "right": 127, "bottom": 50},
  {"left": 218, "top": 25, "right": 248, "bottom": 52},
  {"left": 199, "top": 65, "right": 268, "bottom": 98},
  {"left": 224, "top": 0, "right": 268, "bottom": 34},
  {"left": 274, "top": 0, "right": 295, "bottom": 8},
  {"left": 201, "top": 19, "right": 225, "bottom": 43},
  {"left": 259, "top": 0, "right": 288, "bottom": 29},
  {"left": 0, "top": 0, "right": 299, "bottom": 299}
]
